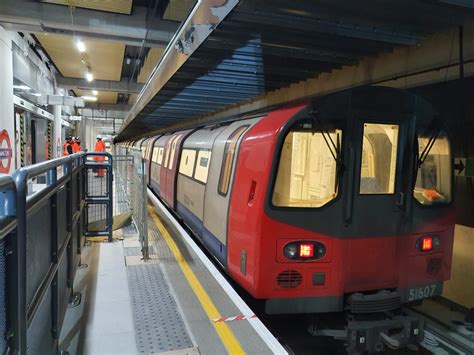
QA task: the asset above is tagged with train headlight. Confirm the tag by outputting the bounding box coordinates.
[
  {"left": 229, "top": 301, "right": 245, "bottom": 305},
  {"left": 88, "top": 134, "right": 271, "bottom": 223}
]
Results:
[
  {"left": 283, "top": 241, "right": 326, "bottom": 261},
  {"left": 284, "top": 244, "right": 298, "bottom": 259}
]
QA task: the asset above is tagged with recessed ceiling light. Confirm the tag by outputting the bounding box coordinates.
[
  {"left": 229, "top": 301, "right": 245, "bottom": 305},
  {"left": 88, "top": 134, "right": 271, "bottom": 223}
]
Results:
[
  {"left": 92, "top": 90, "right": 98, "bottom": 95},
  {"left": 85, "top": 71, "right": 94, "bottom": 82},
  {"left": 82, "top": 96, "right": 98, "bottom": 102},
  {"left": 76, "top": 40, "right": 86, "bottom": 53}
]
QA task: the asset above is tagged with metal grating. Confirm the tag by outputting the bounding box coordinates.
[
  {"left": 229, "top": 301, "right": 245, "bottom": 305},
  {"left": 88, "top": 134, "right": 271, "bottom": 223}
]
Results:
[
  {"left": 277, "top": 270, "right": 302, "bottom": 288},
  {"left": 127, "top": 264, "right": 193, "bottom": 353},
  {"left": 0, "top": 240, "right": 6, "bottom": 354}
]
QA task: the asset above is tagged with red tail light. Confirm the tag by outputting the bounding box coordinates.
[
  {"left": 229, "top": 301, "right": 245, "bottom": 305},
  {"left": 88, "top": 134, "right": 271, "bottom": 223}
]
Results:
[
  {"left": 421, "top": 237, "right": 433, "bottom": 251},
  {"left": 299, "top": 244, "right": 314, "bottom": 258}
]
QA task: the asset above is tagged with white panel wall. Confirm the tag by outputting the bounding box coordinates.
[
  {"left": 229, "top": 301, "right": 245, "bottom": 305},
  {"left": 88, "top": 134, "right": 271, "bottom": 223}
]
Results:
[{"left": 0, "top": 27, "right": 15, "bottom": 174}]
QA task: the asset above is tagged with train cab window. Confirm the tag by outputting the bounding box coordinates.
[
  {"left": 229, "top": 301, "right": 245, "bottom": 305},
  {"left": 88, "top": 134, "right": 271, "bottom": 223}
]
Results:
[
  {"left": 272, "top": 128, "right": 341, "bottom": 208},
  {"left": 194, "top": 150, "right": 211, "bottom": 184},
  {"left": 157, "top": 147, "right": 164, "bottom": 165},
  {"left": 414, "top": 135, "right": 451, "bottom": 205},
  {"left": 218, "top": 126, "right": 248, "bottom": 195},
  {"left": 179, "top": 149, "right": 196, "bottom": 177},
  {"left": 359, "top": 123, "right": 399, "bottom": 195}
]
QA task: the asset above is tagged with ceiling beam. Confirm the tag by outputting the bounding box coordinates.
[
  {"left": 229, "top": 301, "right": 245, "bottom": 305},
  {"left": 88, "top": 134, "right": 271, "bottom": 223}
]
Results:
[
  {"left": 83, "top": 103, "right": 132, "bottom": 111},
  {"left": 56, "top": 76, "right": 143, "bottom": 94},
  {"left": 0, "top": 0, "right": 179, "bottom": 47}
]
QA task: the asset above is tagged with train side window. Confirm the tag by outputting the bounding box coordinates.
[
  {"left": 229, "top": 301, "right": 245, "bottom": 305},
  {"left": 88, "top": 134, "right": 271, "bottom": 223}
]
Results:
[
  {"left": 272, "top": 128, "right": 341, "bottom": 208},
  {"left": 179, "top": 149, "right": 196, "bottom": 177},
  {"left": 414, "top": 135, "right": 451, "bottom": 205},
  {"left": 218, "top": 126, "right": 248, "bottom": 196},
  {"left": 359, "top": 123, "right": 399, "bottom": 195},
  {"left": 152, "top": 147, "right": 159, "bottom": 163},
  {"left": 194, "top": 150, "right": 212, "bottom": 184},
  {"left": 157, "top": 147, "right": 164, "bottom": 165}
]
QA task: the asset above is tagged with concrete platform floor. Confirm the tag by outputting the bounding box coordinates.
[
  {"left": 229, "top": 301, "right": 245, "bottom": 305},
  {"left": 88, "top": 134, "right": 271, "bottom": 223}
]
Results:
[{"left": 59, "top": 237, "right": 138, "bottom": 354}]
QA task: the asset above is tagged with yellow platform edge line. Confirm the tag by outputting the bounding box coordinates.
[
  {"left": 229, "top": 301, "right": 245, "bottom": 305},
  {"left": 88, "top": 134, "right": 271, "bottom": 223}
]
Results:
[{"left": 148, "top": 205, "right": 245, "bottom": 355}]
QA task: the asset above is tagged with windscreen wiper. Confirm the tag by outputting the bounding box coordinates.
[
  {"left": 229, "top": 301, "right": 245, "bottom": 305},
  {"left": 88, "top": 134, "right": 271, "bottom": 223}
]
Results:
[
  {"left": 309, "top": 110, "right": 343, "bottom": 192},
  {"left": 309, "top": 110, "right": 341, "bottom": 163},
  {"left": 417, "top": 125, "right": 441, "bottom": 167}
]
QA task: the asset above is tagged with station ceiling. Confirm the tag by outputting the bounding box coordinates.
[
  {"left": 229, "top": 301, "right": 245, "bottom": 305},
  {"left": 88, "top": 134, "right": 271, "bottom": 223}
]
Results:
[
  {"left": 0, "top": 0, "right": 195, "bottom": 108},
  {"left": 117, "top": 0, "right": 474, "bottom": 141}
]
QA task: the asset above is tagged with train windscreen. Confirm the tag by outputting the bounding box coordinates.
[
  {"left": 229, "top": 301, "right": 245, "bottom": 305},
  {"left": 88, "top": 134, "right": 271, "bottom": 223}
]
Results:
[
  {"left": 272, "top": 128, "right": 341, "bottom": 208},
  {"left": 359, "top": 123, "right": 399, "bottom": 194},
  {"left": 414, "top": 135, "right": 452, "bottom": 205}
]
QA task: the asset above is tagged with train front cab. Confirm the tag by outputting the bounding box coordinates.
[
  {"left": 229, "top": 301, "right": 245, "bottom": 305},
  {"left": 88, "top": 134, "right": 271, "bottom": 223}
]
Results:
[{"left": 228, "top": 87, "right": 454, "bottom": 352}]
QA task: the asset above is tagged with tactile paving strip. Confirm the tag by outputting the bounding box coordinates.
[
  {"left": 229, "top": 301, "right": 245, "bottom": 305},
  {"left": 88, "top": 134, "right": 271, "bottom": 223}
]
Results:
[{"left": 127, "top": 264, "right": 193, "bottom": 353}]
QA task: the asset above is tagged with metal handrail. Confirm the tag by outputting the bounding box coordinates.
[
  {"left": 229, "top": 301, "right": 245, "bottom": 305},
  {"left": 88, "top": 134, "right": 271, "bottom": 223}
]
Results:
[
  {"left": 0, "top": 174, "right": 17, "bottom": 240},
  {"left": 6, "top": 151, "right": 113, "bottom": 353}
]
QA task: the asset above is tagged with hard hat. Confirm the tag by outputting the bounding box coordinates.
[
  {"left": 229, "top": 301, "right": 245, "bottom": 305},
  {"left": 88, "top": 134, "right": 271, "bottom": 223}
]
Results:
[{"left": 96, "top": 134, "right": 102, "bottom": 139}]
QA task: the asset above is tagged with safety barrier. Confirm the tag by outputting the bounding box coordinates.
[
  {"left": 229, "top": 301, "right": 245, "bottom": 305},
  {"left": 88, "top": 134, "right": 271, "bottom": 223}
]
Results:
[
  {"left": 0, "top": 152, "right": 113, "bottom": 354},
  {"left": 83, "top": 153, "right": 114, "bottom": 242},
  {"left": 113, "top": 146, "right": 149, "bottom": 259}
]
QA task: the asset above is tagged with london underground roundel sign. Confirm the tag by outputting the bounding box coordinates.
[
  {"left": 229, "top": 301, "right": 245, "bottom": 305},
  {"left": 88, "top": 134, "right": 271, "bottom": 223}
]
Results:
[{"left": 0, "top": 130, "right": 12, "bottom": 173}]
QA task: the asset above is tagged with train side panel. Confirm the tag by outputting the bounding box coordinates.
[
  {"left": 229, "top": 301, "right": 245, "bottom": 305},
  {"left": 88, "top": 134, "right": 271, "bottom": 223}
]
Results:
[
  {"left": 227, "top": 104, "right": 307, "bottom": 293},
  {"left": 175, "top": 127, "right": 226, "bottom": 264}
]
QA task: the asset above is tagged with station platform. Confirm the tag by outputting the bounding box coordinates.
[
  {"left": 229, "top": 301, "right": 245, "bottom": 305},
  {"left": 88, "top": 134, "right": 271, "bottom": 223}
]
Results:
[{"left": 59, "top": 189, "right": 286, "bottom": 355}]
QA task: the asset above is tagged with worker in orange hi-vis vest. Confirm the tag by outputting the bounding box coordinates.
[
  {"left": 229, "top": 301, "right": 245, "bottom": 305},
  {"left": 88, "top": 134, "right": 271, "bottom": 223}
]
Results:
[
  {"left": 72, "top": 136, "right": 81, "bottom": 153},
  {"left": 94, "top": 135, "right": 106, "bottom": 177},
  {"left": 63, "top": 136, "right": 73, "bottom": 156}
]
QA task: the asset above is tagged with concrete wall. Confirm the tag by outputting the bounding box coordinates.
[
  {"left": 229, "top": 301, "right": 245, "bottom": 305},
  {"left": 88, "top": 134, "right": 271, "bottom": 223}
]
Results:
[{"left": 443, "top": 225, "right": 474, "bottom": 308}]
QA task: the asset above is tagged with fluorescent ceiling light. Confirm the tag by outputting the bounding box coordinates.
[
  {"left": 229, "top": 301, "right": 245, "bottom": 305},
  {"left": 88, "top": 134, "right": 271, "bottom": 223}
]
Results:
[
  {"left": 31, "top": 92, "right": 42, "bottom": 97},
  {"left": 92, "top": 90, "right": 98, "bottom": 95},
  {"left": 85, "top": 71, "right": 94, "bottom": 82},
  {"left": 82, "top": 96, "right": 98, "bottom": 102},
  {"left": 13, "top": 85, "right": 31, "bottom": 91},
  {"left": 76, "top": 40, "right": 86, "bottom": 53}
]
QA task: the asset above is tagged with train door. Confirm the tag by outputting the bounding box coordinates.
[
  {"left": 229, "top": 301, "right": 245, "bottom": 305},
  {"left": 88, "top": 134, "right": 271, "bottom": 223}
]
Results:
[
  {"left": 150, "top": 136, "right": 167, "bottom": 193},
  {"left": 160, "top": 131, "right": 192, "bottom": 209},
  {"left": 34, "top": 117, "right": 48, "bottom": 163},
  {"left": 203, "top": 119, "right": 261, "bottom": 260},
  {"left": 347, "top": 116, "right": 412, "bottom": 289}
]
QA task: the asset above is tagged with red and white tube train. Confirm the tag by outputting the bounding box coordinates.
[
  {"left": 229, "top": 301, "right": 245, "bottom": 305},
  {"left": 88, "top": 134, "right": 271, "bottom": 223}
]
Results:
[{"left": 120, "top": 86, "right": 454, "bottom": 350}]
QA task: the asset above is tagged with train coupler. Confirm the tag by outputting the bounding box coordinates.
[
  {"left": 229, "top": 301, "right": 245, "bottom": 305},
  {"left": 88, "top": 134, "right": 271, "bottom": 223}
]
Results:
[
  {"left": 308, "top": 312, "right": 424, "bottom": 353},
  {"left": 346, "top": 313, "right": 423, "bottom": 353}
]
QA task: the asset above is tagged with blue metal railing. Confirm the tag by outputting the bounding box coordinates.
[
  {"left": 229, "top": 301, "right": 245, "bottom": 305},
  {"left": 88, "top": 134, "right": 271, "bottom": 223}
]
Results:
[{"left": 0, "top": 152, "right": 113, "bottom": 354}]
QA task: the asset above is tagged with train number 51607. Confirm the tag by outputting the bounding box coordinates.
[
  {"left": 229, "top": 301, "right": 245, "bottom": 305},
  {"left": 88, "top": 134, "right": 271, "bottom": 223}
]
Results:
[{"left": 408, "top": 285, "right": 437, "bottom": 301}]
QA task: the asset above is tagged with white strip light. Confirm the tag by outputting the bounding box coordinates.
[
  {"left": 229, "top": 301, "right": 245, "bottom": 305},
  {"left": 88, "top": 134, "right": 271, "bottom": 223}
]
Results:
[
  {"left": 13, "top": 85, "right": 31, "bottom": 91},
  {"left": 85, "top": 71, "right": 94, "bottom": 82},
  {"left": 82, "top": 96, "right": 97, "bottom": 102},
  {"left": 76, "top": 39, "right": 86, "bottom": 53}
]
